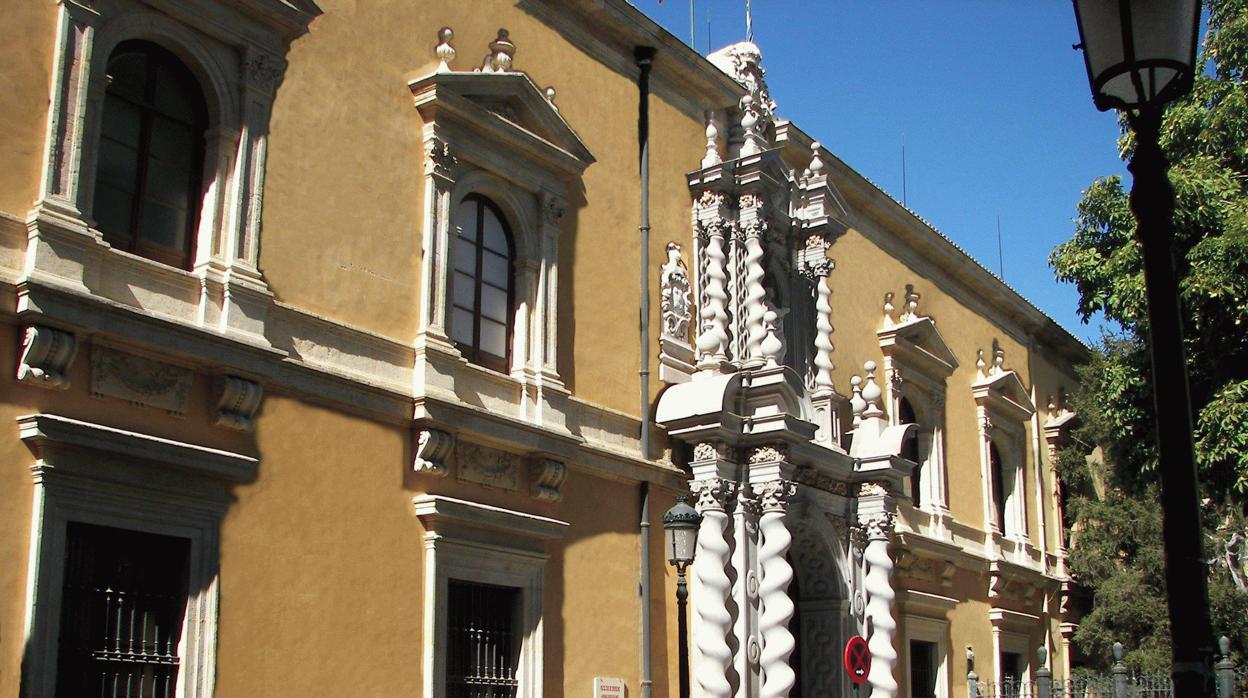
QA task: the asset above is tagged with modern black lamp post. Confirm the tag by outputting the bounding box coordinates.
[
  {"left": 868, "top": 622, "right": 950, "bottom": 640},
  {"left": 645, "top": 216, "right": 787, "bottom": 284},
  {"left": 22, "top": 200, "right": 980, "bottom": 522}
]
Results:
[
  {"left": 663, "top": 495, "right": 701, "bottom": 698},
  {"left": 1071, "top": 2, "right": 1213, "bottom": 695}
]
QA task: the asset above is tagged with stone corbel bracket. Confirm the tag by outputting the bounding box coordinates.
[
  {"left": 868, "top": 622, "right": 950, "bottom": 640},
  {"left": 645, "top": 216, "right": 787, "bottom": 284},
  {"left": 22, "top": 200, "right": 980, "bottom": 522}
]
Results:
[
  {"left": 531, "top": 457, "right": 567, "bottom": 501},
  {"left": 17, "top": 325, "right": 78, "bottom": 390},
  {"left": 414, "top": 428, "right": 454, "bottom": 477},
  {"left": 214, "top": 375, "right": 264, "bottom": 431}
]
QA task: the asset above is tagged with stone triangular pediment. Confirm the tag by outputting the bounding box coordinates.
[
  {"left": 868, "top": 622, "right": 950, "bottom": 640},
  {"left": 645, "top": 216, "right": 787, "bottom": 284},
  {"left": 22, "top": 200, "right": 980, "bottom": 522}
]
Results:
[
  {"left": 410, "top": 71, "right": 595, "bottom": 176},
  {"left": 234, "top": 0, "right": 323, "bottom": 38},
  {"left": 878, "top": 316, "right": 958, "bottom": 379},
  {"left": 972, "top": 369, "right": 1035, "bottom": 419}
]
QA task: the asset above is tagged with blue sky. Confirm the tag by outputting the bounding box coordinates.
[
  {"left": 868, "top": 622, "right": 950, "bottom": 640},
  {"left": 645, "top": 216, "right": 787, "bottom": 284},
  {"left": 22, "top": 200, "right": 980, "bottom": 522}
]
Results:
[{"left": 638, "top": 1, "right": 1129, "bottom": 342}]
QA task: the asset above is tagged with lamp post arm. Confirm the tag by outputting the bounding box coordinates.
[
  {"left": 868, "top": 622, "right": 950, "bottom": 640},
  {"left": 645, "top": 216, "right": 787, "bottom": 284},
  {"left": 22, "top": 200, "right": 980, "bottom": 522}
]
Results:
[{"left": 1126, "top": 103, "right": 1215, "bottom": 697}]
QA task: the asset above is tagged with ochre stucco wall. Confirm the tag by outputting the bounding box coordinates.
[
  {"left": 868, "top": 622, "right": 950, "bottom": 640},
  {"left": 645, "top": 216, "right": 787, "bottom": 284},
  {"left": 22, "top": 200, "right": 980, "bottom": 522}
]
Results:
[
  {"left": 0, "top": 2, "right": 57, "bottom": 218},
  {"left": 827, "top": 222, "right": 1045, "bottom": 534},
  {"left": 214, "top": 396, "right": 423, "bottom": 696},
  {"left": 261, "top": 0, "right": 707, "bottom": 416}
]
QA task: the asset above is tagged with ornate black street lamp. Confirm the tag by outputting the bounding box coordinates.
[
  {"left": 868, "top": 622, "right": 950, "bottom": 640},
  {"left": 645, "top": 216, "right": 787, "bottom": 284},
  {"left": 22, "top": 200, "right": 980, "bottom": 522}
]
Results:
[
  {"left": 663, "top": 496, "right": 701, "bottom": 698},
  {"left": 1071, "top": 2, "right": 1213, "bottom": 695}
]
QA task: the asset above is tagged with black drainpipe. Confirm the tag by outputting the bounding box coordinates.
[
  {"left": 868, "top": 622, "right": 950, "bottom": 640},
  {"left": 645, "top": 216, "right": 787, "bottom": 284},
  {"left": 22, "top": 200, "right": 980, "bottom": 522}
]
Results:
[{"left": 635, "top": 44, "right": 657, "bottom": 698}]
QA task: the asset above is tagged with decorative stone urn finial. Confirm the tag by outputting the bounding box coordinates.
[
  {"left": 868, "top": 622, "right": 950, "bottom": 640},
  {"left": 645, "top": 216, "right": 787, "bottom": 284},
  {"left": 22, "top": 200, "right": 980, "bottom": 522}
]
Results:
[
  {"left": 861, "top": 361, "right": 884, "bottom": 420},
  {"left": 703, "top": 110, "right": 722, "bottom": 168},
  {"left": 809, "top": 141, "right": 825, "bottom": 176},
  {"left": 850, "top": 375, "right": 866, "bottom": 425},
  {"left": 900, "top": 283, "right": 920, "bottom": 322},
  {"left": 480, "top": 28, "right": 517, "bottom": 73},
  {"left": 435, "top": 27, "right": 456, "bottom": 72}
]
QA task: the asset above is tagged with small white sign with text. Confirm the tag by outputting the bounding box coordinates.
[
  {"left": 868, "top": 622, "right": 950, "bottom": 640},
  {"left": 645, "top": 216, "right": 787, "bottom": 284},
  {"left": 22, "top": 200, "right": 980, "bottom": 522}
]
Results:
[{"left": 594, "top": 677, "right": 626, "bottom": 698}]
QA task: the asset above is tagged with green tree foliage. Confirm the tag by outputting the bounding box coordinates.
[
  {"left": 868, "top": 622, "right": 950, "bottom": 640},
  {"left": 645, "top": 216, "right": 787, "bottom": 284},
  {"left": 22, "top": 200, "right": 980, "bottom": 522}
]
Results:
[{"left": 1049, "top": 0, "right": 1248, "bottom": 671}]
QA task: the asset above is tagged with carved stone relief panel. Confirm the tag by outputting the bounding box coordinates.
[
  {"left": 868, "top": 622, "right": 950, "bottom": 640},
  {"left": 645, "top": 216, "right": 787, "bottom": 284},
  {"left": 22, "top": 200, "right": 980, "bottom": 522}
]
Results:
[
  {"left": 455, "top": 440, "right": 519, "bottom": 491},
  {"left": 894, "top": 550, "right": 956, "bottom": 588},
  {"left": 798, "top": 602, "right": 842, "bottom": 697},
  {"left": 90, "top": 347, "right": 192, "bottom": 416}
]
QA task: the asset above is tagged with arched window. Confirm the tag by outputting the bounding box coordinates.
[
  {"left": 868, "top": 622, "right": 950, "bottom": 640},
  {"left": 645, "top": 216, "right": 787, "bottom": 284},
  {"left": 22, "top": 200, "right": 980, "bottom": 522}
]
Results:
[
  {"left": 92, "top": 41, "right": 207, "bottom": 270},
  {"left": 899, "top": 397, "right": 922, "bottom": 504},
  {"left": 990, "top": 443, "right": 1008, "bottom": 533},
  {"left": 450, "top": 195, "right": 514, "bottom": 372}
]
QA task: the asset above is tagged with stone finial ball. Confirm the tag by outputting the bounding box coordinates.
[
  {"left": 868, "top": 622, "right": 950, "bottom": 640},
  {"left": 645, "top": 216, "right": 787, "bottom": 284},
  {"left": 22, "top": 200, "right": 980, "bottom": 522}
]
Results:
[
  {"left": 851, "top": 375, "right": 862, "bottom": 387},
  {"left": 438, "top": 27, "right": 453, "bottom": 42},
  {"left": 864, "top": 360, "right": 877, "bottom": 372}
]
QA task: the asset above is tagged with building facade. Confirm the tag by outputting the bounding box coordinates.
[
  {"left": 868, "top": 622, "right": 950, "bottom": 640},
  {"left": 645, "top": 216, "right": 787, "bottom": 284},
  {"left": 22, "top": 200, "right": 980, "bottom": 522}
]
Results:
[{"left": 0, "top": 1, "right": 1085, "bottom": 696}]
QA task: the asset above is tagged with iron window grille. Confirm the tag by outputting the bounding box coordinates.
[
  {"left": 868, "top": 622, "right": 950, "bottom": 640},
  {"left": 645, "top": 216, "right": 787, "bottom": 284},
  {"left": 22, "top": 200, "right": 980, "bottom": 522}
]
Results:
[
  {"left": 447, "top": 579, "right": 521, "bottom": 698},
  {"left": 55, "top": 522, "right": 191, "bottom": 698}
]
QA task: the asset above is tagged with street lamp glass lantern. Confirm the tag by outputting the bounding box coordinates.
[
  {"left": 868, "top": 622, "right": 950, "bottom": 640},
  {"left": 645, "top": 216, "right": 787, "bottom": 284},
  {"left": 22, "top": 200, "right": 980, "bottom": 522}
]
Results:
[
  {"left": 662, "top": 496, "right": 701, "bottom": 569},
  {"left": 1072, "top": 0, "right": 1201, "bottom": 111}
]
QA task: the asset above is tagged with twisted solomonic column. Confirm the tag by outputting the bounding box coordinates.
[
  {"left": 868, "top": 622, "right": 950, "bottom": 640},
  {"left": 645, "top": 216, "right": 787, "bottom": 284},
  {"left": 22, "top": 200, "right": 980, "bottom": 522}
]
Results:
[
  {"left": 754, "top": 477, "right": 798, "bottom": 698},
  {"left": 741, "top": 218, "right": 768, "bottom": 365},
  {"left": 696, "top": 221, "right": 731, "bottom": 367},
  {"left": 861, "top": 508, "right": 898, "bottom": 698},
  {"left": 812, "top": 261, "right": 835, "bottom": 396},
  {"left": 691, "top": 477, "right": 737, "bottom": 698}
]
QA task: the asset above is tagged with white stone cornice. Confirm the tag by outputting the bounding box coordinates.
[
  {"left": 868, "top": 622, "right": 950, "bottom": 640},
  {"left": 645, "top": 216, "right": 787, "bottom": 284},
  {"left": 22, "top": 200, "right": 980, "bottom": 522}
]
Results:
[
  {"left": 412, "top": 494, "right": 568, "bottom": 542},
  {"left": 18, "top": 413, "right": 258, "bottom": 483},
  {"left": 7, "top": 276, "right": 687, "bottom": 490}
]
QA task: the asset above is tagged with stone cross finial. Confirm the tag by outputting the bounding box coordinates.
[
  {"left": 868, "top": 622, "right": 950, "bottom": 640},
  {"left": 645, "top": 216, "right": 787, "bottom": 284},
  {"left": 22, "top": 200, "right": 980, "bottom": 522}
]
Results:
[{"left": 435, "top": 27, "right": 456, "bottom": 73}]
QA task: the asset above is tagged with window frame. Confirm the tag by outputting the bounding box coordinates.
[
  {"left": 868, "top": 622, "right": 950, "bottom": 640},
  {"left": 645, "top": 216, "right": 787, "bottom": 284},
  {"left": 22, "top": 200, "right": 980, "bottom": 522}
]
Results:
[
  {"left": 18, "top": 413, "right": 257, "bottom": 698},
  {"left": 987, "top": 436, "right": 1026, "bottom": 540},
  {"left": 93, "top": 40, "right": 208, "bottom": 270},
  {"left": 897, "top": 397, "right": 924, "bottom": 504},
  {"left": 903, "top": 613, "right": 950, "bottom": 698},
  {"left": 449, "top": 194, "right": 516, "bottom": 373},
  {"left": 414, "top": 495, "right": 567, "bottom": 698}
]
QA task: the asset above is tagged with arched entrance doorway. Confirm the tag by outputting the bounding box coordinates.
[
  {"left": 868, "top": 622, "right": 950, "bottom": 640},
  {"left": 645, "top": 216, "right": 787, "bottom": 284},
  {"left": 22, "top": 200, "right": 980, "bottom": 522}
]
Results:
[{"left": 788, "top": 519, "right": 853, "bottom": 697}]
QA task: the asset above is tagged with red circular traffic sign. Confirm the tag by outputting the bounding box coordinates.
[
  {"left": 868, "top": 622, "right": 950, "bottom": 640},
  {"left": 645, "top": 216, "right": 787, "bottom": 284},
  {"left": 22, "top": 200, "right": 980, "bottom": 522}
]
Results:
[{"left": 843, "top": 635, "right": 872, "bottom": 685}]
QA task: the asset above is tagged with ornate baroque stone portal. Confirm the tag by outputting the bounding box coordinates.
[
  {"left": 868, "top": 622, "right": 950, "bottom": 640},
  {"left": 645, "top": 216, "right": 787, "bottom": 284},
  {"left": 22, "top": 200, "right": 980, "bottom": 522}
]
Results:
[{"left": 656, "top": 40, "right": 912, "bottom": 698}]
